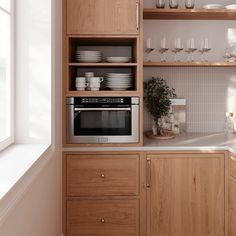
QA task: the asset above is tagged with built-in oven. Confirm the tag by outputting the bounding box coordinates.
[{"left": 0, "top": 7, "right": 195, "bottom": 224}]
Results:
[{"left": 66, "top": 97, "right": 139, "bottom": 143}]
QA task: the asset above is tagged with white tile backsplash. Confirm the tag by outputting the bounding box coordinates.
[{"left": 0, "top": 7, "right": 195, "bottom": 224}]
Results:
[{"left": 143, "top": 68, "right": 236, "bottom": 132}]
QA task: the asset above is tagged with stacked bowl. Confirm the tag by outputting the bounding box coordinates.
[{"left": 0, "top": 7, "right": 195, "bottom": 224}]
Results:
[
  {"left": 106, "top": 73, "right": 133, "bottom": 91},
  {"left": 75, "top": 50, "right": 102, "bottom": 63}
]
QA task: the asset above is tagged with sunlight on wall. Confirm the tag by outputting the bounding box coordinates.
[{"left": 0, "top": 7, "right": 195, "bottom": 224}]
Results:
[{"left": 15, "top": 0, "right": 51, "bottom": 143}]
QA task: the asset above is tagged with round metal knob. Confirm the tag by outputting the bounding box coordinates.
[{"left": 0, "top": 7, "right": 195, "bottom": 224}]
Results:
[
  {"left": 101, "top": 218, "right": 105, "bottom": 223},
  {"left": 101, "top": 174, "right": 105, "bottom": 178}
]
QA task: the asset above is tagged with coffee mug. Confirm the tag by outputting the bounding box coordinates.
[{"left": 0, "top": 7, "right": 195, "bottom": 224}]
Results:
[
  {"left": 89, "top": 82, "right": 100, "bottom": 88},
  {"left": 75, "top": 77, "right": 86, "bottom": 83},
  {"left": 76, "top": 82, "right": 88, "bottom": 87},
  {"left": 85, "top": 72, "right": 94, "bottom": 78},
  {"left": 89, "top": 77, "right": 104, "bottom": 83}
]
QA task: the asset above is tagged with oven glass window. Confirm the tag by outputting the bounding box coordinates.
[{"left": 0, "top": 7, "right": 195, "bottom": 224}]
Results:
[{"left": 74, "top": 110, "right": 131, "bottom": 136}]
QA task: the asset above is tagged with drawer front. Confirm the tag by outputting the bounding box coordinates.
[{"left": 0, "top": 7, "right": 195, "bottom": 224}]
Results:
[
  {"left": 230, "top": 178, "right": 236, "bottom": 213},
  {"left": 230, "top": 210, "right": 236, "bottom": 236},
  {"left": 67, "top": 199, "right": 139, "bottom": 236},
  {"left": 230, "top": 155, "right": 236, "bottom": 179},
  {"left": 66, "top": 154, "right": 139, "bottom": 196}
]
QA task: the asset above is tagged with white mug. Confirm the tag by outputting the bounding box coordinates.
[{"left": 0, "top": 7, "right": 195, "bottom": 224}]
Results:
[
  {"left": 75, "top": 77, "right": 86, "bottom": 83},
  {"left": 85, "top": 72, "right": 94, "bottom": 78},
  {"left": 89, "top": 77, "right": 103, "bottom": 83},
  {"left": 76, "top": 82, "right": 88, "bottom": 87},
  {"left": 89, "top": 82, "right": 100, "bottom": 88}
]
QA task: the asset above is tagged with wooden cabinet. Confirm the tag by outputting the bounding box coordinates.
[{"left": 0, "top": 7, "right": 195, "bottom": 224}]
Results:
[
  {"left": 67, "top": 199, "right": 139, "bottom": 236},
  {"left": 229, "top": 155, "right": 236, "bottom": 236},
  {"left": 66, "top": 0, "right": 140, "bottom": 35},
  {"left": 146, "top": 153, "right": 225, "bottom": 236},
  {"left": 64, "top": 152, "right": 141, "bottom": 236},
  {"left": 66, "top": 154, "right": 139, "bottom": 196}
]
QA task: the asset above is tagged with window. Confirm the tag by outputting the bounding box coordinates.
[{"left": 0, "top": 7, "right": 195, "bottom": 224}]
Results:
[{"left": 0, "top": 0, "right": 13, "bottom": 150}]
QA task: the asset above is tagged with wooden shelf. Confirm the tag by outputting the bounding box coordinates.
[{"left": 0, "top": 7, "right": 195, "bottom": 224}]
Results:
[
  {"left": 65, "top": 91, "right": 139, "bottom": 97},
  {"left": 143, "top": 8, "right": 236, "bottom": 20},
  {"left": 69, "top": 63, "right": 137, "bottom": 67},
  {"left": 143, "top": 61, "right": 236, "bottom": 67}
]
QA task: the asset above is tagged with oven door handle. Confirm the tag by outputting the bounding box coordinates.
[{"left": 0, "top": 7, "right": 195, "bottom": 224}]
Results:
[{"left": 74, "top": 107, "right": 131, "bottom": 111}]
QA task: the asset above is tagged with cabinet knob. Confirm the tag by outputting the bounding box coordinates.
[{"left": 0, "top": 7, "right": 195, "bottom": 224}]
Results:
[
  {"left": 101, "top": 218, "right": 105, "bottom": 223},
  {"left": 101, "top": 174, "right": 105, "bottom": 178}
]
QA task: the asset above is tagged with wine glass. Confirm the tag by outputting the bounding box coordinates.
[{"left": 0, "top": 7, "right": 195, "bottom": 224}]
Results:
[
  {"left": 203, "top": 38, "right": 211, "bottom": 62},
  {"left": 159, "top": 37, "right": 169, "bottom": 62},
  {"left": 169, "top": 0, "right": 178, "bottom": 8},
  {"left": 156, "top": 0, "right": 165, "bottom": 8},
  {"left": 185, "top": 38, "right": 197, "bottom": 61},
  {"left": 172, "top": 38, "right": 183, "bottom": 62},
  {"left": 145, "top": 38, "right": 155, "bottom": 62},
  {"left": 185, "top": 0, "right": 195, "bottom": 9},
  {"left": 199, "top": 39, "right": 205, "bottom": 62}
]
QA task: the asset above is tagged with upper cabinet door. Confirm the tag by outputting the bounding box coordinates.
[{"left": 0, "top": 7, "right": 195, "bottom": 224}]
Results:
[{"left": 66, "top": 0, "right": 140, "bottom": 35}]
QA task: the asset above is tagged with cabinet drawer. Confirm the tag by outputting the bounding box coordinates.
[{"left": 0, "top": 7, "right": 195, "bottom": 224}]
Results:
[
  {"left": 230, "top": 178, "right": 236, "bottom": 213},
  {"left": 230, "top": 155, "right": 236, "bottom": 179},
  {"left": 66, "top": 154, "right": 139, "bottom": 196},
  {"left": 230, "top": 210, "right": 236, "bottom": 236},
  {"left": 67, "top": 199, "right": 139, "bottom": 236}
]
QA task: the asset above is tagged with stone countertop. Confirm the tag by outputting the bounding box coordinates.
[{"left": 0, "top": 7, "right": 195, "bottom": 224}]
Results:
[{"left": 63, "top": 132, "right": 236, "bottom": 154}]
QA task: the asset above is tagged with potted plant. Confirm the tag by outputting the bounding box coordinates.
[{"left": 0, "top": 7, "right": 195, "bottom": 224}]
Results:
[{"left": 144, "top": 77, "right": 176, "bottom": 138}]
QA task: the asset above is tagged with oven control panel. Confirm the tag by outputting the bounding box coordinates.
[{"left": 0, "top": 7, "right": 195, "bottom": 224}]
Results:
[{"left": 81, "top": 97, "right": 125, "bottom": 104}]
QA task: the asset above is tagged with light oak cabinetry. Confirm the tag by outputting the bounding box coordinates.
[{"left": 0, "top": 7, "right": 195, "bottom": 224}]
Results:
[
  {"left": 146, "top": 153, "right": 225, "bottom": 236},
  {"left": 64, "top": 153, "right": 141, "bottom": 236},
  {"left": 229, "top": 155, "right": 236, "bottom": 236},
  {"left": 67, "top": 199, "right": 139, "bottom": 236},
  {"left": 67, "top": 0, "right": 140, "bottom": 35},
  {"left": 66, "top": 154, "right": 139, "bottom": 196}
]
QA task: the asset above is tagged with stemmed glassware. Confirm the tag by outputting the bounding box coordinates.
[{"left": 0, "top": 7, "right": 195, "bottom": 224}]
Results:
[
  {"left": 159, "top": 37, "right": 169, "bottom": 62},
  {"left": 185, "top": 38, "right": 197, "bottom": 61},
  {"left": 156, "top": 0, "right": 165, "bottom": 8},
  {"left": 172, "top": 38, "right": 183, "bottom": 62},
  {"left": 199, "top": 38, "right": 211, "bottom": 62},
  {"left": 145, "top": 38, "right": 155, "bottom": 62}
]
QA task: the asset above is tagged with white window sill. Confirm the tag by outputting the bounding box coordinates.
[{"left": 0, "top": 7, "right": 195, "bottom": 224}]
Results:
[{"left": 0, "top": 143, "right": 53, "bottom": 226}]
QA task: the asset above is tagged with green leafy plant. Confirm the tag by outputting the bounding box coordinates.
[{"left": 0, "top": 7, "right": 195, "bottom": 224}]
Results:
[{"left": 144, "top": 77, "right": 176, "bottom": 135}]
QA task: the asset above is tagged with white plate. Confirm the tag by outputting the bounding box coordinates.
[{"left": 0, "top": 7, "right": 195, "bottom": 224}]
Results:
[
  {"left": 76, "top": 59, "right": 102, "bottom": 63},
  {"left": 107, "top": 83, "right": 132, "bottom": 85},
  {"left": 76, "top": 50, "right": 101, "bottom": 53},
  {"left": 106, "top": 57, "right": 132, "bottom": 63},
  {"left": 107, "top": 85, "right": 132, "bottom": 88},
  {"left": 76, "top": 57, "right": 102, "bottom": 59},
  {"left": 106, "top": 73, "right": 132, "bottom": 76},
  {"left": 225, "top": 4, "right": 236, "bottom": 9},
  {"left": 203, "top": 4, "right": 223, "bottom": 9}
]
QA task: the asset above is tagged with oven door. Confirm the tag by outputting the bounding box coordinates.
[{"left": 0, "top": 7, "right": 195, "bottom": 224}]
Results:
[{"left": 67, "top": 106, "right": 139, "bottom": 143}]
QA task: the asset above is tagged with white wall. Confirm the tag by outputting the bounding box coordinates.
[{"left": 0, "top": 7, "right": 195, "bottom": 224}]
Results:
[
  {"left": 0, "top": 0, "right": 62, "bottom": 235},
  {"left": 0, "top": 151, "right": 62, "bottom": 236},
  {"left": 144, "top": 0, "right": 236, "bottom": 132}
]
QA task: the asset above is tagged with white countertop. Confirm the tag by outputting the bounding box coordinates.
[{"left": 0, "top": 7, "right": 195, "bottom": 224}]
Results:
[{"left": 63, "top": 132, "right": 236, "bottom": 153}]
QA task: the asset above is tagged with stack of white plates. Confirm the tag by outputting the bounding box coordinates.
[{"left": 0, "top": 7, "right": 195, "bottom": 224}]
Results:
[
  {"left": 106, "top": 57, "right": 132, "bottom": 63},
  {"left": 203, "top": 4, "right": 223, "bottom": 9},
  {"left": 75, "top": 50, "right": 102, "bottom": 63},
  {"left": 106, "top": 73, "right": 133, "bottom": 91},
  {"left": 225, "top": 4, "right": 236, "bottom": 9}
]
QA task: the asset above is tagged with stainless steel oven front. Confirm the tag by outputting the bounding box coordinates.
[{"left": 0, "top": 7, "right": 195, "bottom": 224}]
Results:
[{"left": 66, "top": 97, "right": 139, "bottom": 144}]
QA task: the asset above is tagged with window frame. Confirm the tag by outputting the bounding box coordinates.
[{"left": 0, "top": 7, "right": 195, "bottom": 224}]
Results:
[{"left": 0, "top": 0, "right": 14, "bottom": 151}]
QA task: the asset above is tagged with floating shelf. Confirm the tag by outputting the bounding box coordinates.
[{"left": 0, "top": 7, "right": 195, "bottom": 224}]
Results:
[
  {"left": 69, "top": 63, "right": 137, "bottom": 67},
  {"left": 143, "top": 8, "right": 236, "bottom": 20},
  {"left": 143, "top": 61, "right": 236, "bottom": 67}
]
